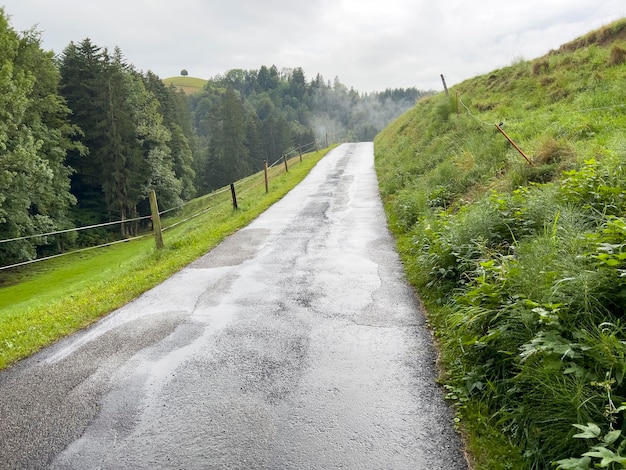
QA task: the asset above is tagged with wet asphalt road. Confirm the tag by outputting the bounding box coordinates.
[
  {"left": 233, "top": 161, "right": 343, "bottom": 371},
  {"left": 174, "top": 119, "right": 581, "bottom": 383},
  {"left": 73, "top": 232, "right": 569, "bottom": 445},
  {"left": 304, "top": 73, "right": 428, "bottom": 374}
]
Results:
[{"left": 0, "top": 143, "right": 467, "bottom": 469}]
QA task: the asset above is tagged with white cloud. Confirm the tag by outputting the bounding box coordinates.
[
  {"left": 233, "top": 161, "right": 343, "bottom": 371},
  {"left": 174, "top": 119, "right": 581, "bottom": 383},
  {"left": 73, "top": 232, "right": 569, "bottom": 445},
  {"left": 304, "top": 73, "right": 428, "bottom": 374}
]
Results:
[{"left": 2, "top": 0, "right": 625, "bottom": 92}]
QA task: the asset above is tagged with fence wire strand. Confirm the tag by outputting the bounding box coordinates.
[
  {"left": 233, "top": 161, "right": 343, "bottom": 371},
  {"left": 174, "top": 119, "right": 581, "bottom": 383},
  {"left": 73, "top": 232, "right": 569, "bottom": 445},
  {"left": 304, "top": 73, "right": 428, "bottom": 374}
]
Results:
[
  {"left": 0, "top": 215, "right": 152, "bottom": 245},
  {"left": 458, "top": 95, "right": 626, "bottom": 129},
  {"left": 0, "top": 233, "right": 151, "bottom": 271},
  {"left": 458, "top": 96, "right": 495, "bottom": 127}
]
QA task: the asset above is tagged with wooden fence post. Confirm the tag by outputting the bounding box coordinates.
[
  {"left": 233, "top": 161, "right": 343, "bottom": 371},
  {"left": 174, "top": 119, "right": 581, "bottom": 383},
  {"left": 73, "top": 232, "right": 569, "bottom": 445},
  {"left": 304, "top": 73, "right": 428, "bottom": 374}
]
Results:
[
  {"left": 495, "top": 123, "right": 533, "bottom": 165},
  {"left": 299, "top": 145, "right": 303, "bottom": 162},
  {"left": 283, "top": 155, "right": 289, "bottom": 173},
  {"left": 264, "top": 160, "right": 269, "bottom": 193},
  {"left": 441, "top": 74, "right": 449, "bottom": 96},
  {"left": 149, "top": 189, "right": 164, "bottom": 249},
  {"left": 230, "top": 183, "right": 238, "bottom": 210}
]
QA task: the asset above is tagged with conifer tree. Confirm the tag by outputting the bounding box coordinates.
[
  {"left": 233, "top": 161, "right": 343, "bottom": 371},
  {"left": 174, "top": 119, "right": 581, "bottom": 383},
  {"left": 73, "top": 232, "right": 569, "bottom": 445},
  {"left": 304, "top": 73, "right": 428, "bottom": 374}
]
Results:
[{"left": 59, "top": 39, "right": 108, "bottom": 227}]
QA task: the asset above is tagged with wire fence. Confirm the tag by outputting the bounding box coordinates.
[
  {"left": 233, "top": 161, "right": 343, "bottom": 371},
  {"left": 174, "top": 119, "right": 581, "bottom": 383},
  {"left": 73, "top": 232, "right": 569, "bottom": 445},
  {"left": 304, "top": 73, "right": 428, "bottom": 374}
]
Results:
[
  {"left": 458, "top": 95, "right": 626, "bottom": 128},
  {"left": 458, "top": 96, "right": 494, "bottom": 128},
  {"left": 0, "top": 141, "right": 320, "bottom": 271},
  {"left": 456, "top": 94, "right": 626, "bottom": 165}
]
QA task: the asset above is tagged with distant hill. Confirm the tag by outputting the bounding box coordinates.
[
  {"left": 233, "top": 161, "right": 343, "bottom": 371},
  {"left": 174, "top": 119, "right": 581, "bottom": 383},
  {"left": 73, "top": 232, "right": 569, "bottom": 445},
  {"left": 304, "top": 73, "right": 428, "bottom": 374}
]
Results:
[{"left": 162, "top": 76, "right": 207, "bottom": 94}]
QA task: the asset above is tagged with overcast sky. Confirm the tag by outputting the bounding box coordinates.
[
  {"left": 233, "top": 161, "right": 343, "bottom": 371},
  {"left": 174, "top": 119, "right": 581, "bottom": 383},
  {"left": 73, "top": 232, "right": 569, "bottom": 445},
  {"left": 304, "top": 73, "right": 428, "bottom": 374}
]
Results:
[{"left": 2, "top": 0, "right": 625, "bottom": 92}]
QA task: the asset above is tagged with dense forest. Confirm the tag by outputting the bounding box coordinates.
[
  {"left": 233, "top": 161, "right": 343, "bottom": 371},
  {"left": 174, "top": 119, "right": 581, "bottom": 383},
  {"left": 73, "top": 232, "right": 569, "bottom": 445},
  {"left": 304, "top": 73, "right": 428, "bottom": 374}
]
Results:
[
  {"left": 0, "top": 10, "right": 429, "bottom": 267},
  {"left": 188, "top": 66, "right": 426, "bottom": 194}
]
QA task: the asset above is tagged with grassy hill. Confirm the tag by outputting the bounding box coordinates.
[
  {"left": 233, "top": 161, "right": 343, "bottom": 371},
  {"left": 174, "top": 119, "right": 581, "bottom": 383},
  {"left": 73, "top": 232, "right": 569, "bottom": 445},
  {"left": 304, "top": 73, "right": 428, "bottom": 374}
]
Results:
[
  {"left": 374, "top": 18, "right": 626, "bottom": 469},
  {"left": 162, "top": 75, "right": 207, "bottom": 94}
]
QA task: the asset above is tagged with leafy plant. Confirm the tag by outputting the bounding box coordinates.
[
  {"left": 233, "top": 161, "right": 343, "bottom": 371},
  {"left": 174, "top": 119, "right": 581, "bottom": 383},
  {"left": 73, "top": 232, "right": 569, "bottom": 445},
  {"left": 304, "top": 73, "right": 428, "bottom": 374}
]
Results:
[
  {"left": 559, "top": 158, "right": 626, "bottom": 220},
  {"left": 555, "top": 396, "right": 626, "bottom": 470}
]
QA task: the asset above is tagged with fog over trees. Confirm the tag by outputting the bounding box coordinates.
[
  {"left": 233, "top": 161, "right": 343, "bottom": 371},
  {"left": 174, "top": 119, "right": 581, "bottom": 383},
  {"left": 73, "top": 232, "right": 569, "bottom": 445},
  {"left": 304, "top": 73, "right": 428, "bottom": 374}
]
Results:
[{"left": 0, "top": 10, "right": 431, "bottom": 266}]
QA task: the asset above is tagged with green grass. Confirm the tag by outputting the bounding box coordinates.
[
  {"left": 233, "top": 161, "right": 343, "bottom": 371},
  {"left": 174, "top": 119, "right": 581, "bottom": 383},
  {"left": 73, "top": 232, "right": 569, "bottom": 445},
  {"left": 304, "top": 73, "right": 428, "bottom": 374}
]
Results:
[
  {"left": 162, "top": 76, "right": 208, "bottom": 94},
  {"left": 0, "top": 148, "right": 333, "bottom": 370},
  {"left": 375, "top": 17, "right": 626, "bottom": 469}
]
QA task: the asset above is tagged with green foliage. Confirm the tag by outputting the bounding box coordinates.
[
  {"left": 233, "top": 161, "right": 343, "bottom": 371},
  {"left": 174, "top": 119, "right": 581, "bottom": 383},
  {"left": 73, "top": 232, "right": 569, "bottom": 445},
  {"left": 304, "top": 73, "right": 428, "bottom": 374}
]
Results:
[
  {"left": 555, "top": 403, "right": 626, "bottom": 469},
  {"left": 0, "top": 10, "right": 76, "bottom": 265},
  {"left": 559, "top": 158, "right": 626, "bottom": 220},
  {"left": 375, "top": 17, "right": 626, "bottom": 469},
  {"left": 207, "top": 87, "right": 252, "bottom": 189}
]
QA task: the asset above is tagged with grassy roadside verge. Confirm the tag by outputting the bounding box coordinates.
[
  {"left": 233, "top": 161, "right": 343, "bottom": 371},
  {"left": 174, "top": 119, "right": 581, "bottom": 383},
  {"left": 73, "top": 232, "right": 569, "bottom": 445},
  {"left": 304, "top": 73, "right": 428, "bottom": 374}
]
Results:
[
  {"left": 0, "top": 148, "right": 332, "bottom": 370},
  {"left": 392, "top": 228, "right": 529, "bottom": 470}
]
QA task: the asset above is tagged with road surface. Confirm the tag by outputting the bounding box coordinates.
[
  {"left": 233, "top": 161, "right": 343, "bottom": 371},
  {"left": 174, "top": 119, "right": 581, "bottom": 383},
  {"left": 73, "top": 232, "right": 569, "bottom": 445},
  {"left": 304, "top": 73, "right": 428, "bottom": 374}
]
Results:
[{"left": 0, "top": 143, "right": 467, "bottom": 469}]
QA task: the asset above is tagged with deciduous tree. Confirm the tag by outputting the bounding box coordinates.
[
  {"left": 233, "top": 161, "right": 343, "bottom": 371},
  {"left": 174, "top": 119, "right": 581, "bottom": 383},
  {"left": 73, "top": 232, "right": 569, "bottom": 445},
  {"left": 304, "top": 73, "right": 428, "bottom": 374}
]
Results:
[{"left": 0, "top": 11, "right": 76, "bottom": 264}]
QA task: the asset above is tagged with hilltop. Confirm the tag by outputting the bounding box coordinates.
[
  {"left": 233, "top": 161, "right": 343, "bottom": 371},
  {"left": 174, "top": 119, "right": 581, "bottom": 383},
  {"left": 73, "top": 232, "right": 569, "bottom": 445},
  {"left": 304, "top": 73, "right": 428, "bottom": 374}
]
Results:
[
  {"left": 375, "top": 18, "right": 626, "bottom": 469},
  {"left": 162, "top": 75, "right": 207, "bottom": 94}
]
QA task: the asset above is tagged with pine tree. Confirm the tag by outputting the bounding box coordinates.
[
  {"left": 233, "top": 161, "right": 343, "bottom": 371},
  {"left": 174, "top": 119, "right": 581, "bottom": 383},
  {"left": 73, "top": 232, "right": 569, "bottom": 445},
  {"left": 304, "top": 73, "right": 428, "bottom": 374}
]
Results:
[
  {"left": 126, "top": 70, "right": 182, "bottom": 218},
  {"left": 245, "top": 114, "right": 265, "bottom": 170},
  {"left": 59, "top": 39, "right": 108, "bottom": 227},
  {"left": 96, "top": 48, "right": 142, "bottom": 235},
  {"left": 218, "top": 88, "right": 251, "bottom": 182}
]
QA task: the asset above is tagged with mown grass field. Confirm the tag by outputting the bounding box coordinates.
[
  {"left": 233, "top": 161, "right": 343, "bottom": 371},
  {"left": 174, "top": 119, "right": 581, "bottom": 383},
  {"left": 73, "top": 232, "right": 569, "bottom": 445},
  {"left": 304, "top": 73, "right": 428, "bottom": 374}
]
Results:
[
  {"left": 0, "top": 149, "right": 331, "bottom": 371},
  {"left": 375, "top": 19, "right": 626, "bottom": 470},
  {"left": 162, "top": 75, "right": 208, "bottom": 94}
]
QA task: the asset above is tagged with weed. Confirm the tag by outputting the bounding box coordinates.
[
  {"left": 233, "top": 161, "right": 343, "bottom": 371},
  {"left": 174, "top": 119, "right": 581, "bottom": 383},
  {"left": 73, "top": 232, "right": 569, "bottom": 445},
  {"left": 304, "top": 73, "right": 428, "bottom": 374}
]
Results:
[{"left": 555, "top": 381, "right": 626, "bottom": 469}]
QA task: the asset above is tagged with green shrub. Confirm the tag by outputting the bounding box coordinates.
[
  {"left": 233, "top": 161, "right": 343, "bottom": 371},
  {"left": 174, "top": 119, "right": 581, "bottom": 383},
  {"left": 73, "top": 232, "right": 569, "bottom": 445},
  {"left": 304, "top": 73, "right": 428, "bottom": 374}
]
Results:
[{"left": 559, "top": 157, "right": 626, "bottom": 220}]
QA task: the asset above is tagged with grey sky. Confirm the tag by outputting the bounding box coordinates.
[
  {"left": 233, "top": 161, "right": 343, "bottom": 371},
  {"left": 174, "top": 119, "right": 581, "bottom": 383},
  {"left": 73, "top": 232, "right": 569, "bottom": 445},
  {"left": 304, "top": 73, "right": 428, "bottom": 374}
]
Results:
[{"left": 2, "top": 0, "right": 624, "bottom": 92}]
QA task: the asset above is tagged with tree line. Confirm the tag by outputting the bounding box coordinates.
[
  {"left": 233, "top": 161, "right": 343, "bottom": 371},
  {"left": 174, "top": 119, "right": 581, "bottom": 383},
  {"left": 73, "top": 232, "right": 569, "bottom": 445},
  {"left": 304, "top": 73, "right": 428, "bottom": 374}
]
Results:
[{"left": 0, "top": 9, "right": 430, "bottom": 266}]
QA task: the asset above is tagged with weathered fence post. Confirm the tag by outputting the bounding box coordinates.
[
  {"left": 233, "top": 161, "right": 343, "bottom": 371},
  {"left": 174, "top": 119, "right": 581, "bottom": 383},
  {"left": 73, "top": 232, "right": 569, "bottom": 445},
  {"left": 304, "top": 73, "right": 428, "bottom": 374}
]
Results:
[
  {"left": 230, "top": 183, "right": 238, "bottom": 210},
  {"left": 441, "top": 74, "right": 449, "bottom": 96},
  {"left": 495, "top": 123, "right": 533, "bottom": 165},
  {"left": 283, "top": 155, "right": 289, "bottom": 173},
  {"left": 149, "top": 189, "right": 164, "bottom": 249},
  {"left": 299, "top": 145, "right": 303, "bottom": 162},
  {"left": 264, "top": 160, "right": 269, "bottom": 193}
]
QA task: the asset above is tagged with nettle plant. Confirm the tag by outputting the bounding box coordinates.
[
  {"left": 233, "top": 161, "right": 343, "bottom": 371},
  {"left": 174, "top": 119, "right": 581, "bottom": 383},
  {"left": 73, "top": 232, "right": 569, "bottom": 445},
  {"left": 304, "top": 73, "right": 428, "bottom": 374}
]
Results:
[
  {"left": 591, "top": 217, "right": 626, "bottom": 279},
  {"left": 559, "top": 157, "right": 626, "bottom": 221},
  {"left": 555, "top": 396, "right": 626, "bottom": 469}
]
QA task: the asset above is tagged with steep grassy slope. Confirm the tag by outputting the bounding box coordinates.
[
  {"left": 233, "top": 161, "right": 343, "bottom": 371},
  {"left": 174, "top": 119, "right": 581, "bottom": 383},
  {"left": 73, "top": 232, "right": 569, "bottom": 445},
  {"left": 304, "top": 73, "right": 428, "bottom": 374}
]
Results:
[{"left": 375, "top": 19, "right": 626, "bottom": 469}]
